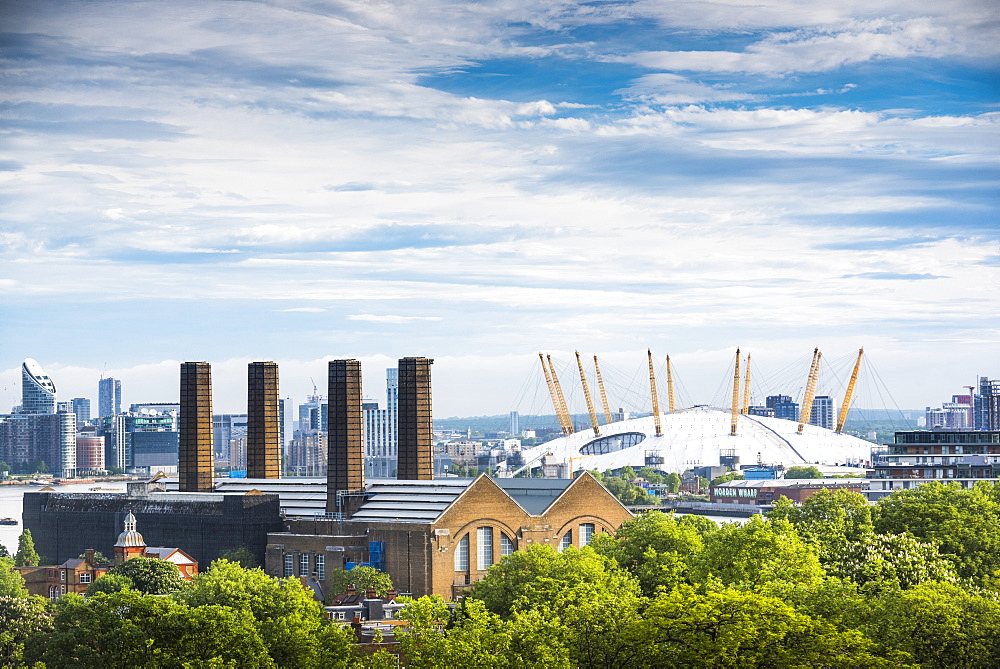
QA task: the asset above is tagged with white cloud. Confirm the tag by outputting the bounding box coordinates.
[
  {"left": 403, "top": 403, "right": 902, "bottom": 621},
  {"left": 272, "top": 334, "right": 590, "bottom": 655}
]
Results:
[{"left": 348, "top": 314, "right": 444, "bottom": 324}]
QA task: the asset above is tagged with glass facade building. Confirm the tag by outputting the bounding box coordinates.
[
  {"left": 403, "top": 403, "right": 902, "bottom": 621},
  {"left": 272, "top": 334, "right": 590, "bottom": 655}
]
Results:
[{"left": 21, "top": 359, "right": 57, "bottom": 414}]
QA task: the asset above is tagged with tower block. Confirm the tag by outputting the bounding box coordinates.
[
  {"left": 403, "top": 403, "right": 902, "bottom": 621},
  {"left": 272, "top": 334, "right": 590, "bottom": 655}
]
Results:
[
  {"left": 397, "top": 357, "right": 434, "bottom": 480},
  {"left": 247, "top": 361, "right": 281, "bottom": 479},
  {"left": 179, "top": 362, "right": 215, "bottom": 492},
  {"left": 327, "top": 359, "right": 364, "bottom": 512}
]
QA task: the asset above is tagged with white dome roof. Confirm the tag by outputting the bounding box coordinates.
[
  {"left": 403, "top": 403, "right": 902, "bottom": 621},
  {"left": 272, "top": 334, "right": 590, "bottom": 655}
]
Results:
[{"left": 518, "top": 406, "right": 873, "bottom": 473}]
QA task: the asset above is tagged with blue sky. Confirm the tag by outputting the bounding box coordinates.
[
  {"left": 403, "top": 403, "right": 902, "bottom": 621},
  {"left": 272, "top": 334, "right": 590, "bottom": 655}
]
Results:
[{"left": 1, "top": 0, "right": 997, "bottom": 417}]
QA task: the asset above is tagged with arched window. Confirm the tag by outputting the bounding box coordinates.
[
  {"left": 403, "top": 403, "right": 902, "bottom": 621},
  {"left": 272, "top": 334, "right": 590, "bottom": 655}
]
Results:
[
  {"left": 454, "top": 534, "right": 469, "bottom": 571},
  {"left": 477, "top": 527, "right": 494, "bottom": 570},
  {"left": 559, "top": 530, "right": 572, "bottom": 552},
  {"left": 500, "top": 533, "right": 514, "bottom": 557}
]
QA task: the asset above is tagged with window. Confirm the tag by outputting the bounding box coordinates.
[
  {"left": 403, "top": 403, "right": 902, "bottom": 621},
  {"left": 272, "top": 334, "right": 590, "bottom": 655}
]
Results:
[
  {"left": 579, "top": 523, "right": 595, "bottom": 547},
  {"left": 477, "top": 526, "right": 494, "bottom": 570},
  {"left": 454, "top": 534, "right": 469, "bottom": 571},
  {"left": 316, "top": 554, "right": 325, "bottom": 581},
  {"left": 284, "top": 553, "right": 294, "bottom": 577},
  {"left": 60, "top": 571, "right": 65, "bottom": 581},
  {"left": 559, "top": 531, "right": 572, "bottom": 552},
  {"left": 500, "top": 533, "right": 514, "bottom": 557},
  {"left": 300, "top": 553, "right": 310, "bottom": 577},
  {"left": 79, "top": 573, "right": 92, "bottom": 584}
]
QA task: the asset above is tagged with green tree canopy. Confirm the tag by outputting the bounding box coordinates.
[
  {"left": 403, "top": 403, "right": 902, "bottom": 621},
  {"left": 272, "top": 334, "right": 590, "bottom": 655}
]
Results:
[
  {"left": 873, "top": 481, "right": 1000, "bottom": 583},
  {"left": 0, "top": 557, "right": 28, "bottom": 598},
  {"left": 784, "top": 465, "right": 824, "bottom": 479},
  {"left": 691, "top": 515, "right": 826, "bottom": 589},
  {"left": 85, "top": 573, "right": 133, "bottom": 596},
  {"left": 710, "top": 471, "right": 744, "bottom": 486},
  {"left": 218, "top": 545, "right": 259, "bottom": 568},
  {"left": 768, "top": 488, "right": 873, "bottom": 568},
  {"left": 176, "top": 559, "right": 324, "bottom": 667},
  {"left": 325, "top": 565, "right": 393, "bottom": 603},
  {"left": 14, "top": 529, "right": 39, "bottom": 567},
  {"left": 106, "top": 556, "right": 184, "bottom": 595},
  {"left": 0, "top": 595, "right": 52, "bottom": 666},
  {"left": 24, "top": 589, "right": 271, "bottom": 668},
  {"left": 590, "top": 510, "right": 704, "bottom": 595},
  {"left": 467, "top": 544, "right": 637, "bottom": 618}
]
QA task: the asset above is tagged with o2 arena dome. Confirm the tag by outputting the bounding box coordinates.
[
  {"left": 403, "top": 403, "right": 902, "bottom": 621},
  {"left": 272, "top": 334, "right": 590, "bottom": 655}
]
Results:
[
  {"left": 510, "top": 406, "right": 873, "bottom": 475},
  {"left": 503, "top": 348, "right": 874, "bottom": 476}
]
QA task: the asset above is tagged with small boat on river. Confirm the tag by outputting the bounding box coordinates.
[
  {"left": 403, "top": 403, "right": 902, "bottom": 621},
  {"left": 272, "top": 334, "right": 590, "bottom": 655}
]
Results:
[{"left": 0, "top": 518, "right": 18, "bottom": 526}]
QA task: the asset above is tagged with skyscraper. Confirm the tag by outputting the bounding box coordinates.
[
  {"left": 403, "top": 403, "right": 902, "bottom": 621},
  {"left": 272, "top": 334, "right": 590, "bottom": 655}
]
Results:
[
  {"left": 71, "top": 398, "right": 91, "bottom": 425},
  {"left": 98, "top": 377, "right": 122, "bottom": 418},
  {"left": 810, "top": 395, "right": 836, "bottom": 430},
  {"left": 766, "top": 395, "right": 799, "bottom": 422},
  {"left": 21, "top": 359, "right": 57, "bottom": 414},
  {"left": 364, "top": 368, "right": 399, "bottom": 478}
]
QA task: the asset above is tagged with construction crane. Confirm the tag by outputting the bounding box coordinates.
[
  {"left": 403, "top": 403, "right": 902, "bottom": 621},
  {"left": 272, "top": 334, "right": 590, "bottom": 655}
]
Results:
[
  {"left": 665, "top": 355, "right": 676, "bottom": 413},
  {"left": 593, "top": 355, "right": 613, "bottom": 425},
  {"left": 539, "top": 354, "right": 573, "bottom": 435},
  {"left": 547, "top": 354, "right": 575, "bottom": 435},
  {"left": 741, "top": 353, "right": 752, "bottom": 415},
  {"left": 797, "top": 348, "right": 823, "bottom": 435},
  {"left": 575, "top": 351, "right": 601, "bottom": 436},
  {"left": 647, "top": 349, "right": 663, "bottom": 437},
  {"left": 730, "top": 348, "right": 741, "bottom": 436},
  {"left": 836, "top": 348, "right": 864, "bottom": 433}
]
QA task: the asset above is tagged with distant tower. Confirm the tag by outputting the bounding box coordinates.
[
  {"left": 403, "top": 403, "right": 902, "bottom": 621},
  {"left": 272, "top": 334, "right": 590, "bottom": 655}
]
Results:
[
  {"left": 327, "top": 359, "right": 364, "bottom": 512},
  {"left": 21, "top": 359, "right": 57, "bottom": 414},
  {"left": 810, "top": 396, "right": 836, "bottom": 430},
  {"left": 247, "top": 362, "right": 281, "bottom": 479},
  {"left": 179, "top": 362, "right": 215, "bottom": 492},
  {"left": 71, "top": 398, "right": 91, "bottom": 425},
  {"left": 397, "top": 357, "right": 434, "bottom": 480},
  {"left": 113, "top": 512, "right": 147, "bottom": 564},
  {"left": 99, "top": 377, "right": 122, "bottom": 417},
  {"left": 509, "top": 411, "right": 520, "bottom": 436}
]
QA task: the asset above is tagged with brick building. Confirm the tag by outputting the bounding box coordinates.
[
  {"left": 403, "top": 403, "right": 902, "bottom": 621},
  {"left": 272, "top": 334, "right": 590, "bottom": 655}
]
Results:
[
  {"left": 265, "top": 472, "right": 632, "bottom": 600},
  {"left": 710, "top": 478, "right": 867, "bottom": 505}
]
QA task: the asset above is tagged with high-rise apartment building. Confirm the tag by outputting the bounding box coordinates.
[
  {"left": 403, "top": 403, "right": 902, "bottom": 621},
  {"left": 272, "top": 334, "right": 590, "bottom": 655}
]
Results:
[
  {"left": 809, "top": 395, "right": 836, "bottom": 430},
  {"left": 766, "top": 395, "right": 799, "bottom": 422},
  {"left": 509, "top": 411, "right": 519, "bottom": 437},
  {"left": 213, "top": 414, "right": 248, "bottom": 465},
  {"left": 975, "top": 377, "right": 1000, "bottom": 430},
  {"left": 98, "top": 377, "right": 122, "bottom": 418},
  {"left": 21, "top": 359, "right": 57, "bottom": 414},
  {"left": 0, "top": 412, "right": 76, "bottom": 477},
  {"left": 71, "top": 398, "right": 91, "bottom": 426}
]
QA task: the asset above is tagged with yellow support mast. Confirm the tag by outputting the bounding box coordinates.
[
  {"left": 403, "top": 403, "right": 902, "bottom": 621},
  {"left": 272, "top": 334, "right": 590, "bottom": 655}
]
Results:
[
  {"left": 836, "top": 348, "right": 864, "bottom": 433},
  {"left": 665, "top": 355, "right": 676, "bottom": 413},
  {"left": 575, "top": 351, "right": 601, "bottom": 436},
  {"left": 797, "top": 348, "right": 823, "bottom": 435},
  {"left": 731, "top": 348, "right": 741, "bottom": 436},
  {"left": 547, "top": 355, "right": 575, "bottom": 435},
  {"left": 593, "top": 355, "right": 613, "bottom": 425},
  {"left": 647, "top": 349, "right": 663, "bottom": 437},
  {"left": 741, "top": 353, "right": 752, "bottom": 414},
  {"left": 540, "top": 353, "right": 572, "bottom": 435}
]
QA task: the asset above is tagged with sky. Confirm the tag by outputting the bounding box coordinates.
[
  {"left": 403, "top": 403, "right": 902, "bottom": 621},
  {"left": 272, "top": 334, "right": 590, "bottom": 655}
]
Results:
[{"left": 1, "top": 0, "right": 997, "bottom": 418}]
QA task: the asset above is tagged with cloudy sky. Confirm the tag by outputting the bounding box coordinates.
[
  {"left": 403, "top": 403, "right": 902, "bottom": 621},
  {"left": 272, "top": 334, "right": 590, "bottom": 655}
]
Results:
[{"left": 1, "top": 0, "right": 997, "bottom": 418}]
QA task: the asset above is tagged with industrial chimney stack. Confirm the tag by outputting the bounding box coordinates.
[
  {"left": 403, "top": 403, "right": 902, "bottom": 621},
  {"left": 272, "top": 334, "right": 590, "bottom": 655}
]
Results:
[
  {"left": 327, "top": 359, "right": 364, "bottom": 512},
  {"left": 397, "top": 357, "right": 434, "bottom": 480},
  {"left": 247, "top": 361, "right": 281, "bottom": 479},
  {"left": 179, "top": 362, "right": 215, "bottom": 492}
]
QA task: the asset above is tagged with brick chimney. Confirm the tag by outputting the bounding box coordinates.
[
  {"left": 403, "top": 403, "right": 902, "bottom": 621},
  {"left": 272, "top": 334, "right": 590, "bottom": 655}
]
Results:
[
  {"left": 247, "top": 362, "right": 280, "bottom": 478},
  {"left": 327, "top": 360, "right": 365, "bottom": 513},
  {"left": 397, "top": 357, "right": 434, "bottom": 480}
]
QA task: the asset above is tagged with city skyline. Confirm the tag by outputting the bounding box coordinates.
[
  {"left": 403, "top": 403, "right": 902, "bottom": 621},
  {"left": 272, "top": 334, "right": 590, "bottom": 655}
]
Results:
[{"left": 1, "top": 1, "right": 997, "bottom": 417}]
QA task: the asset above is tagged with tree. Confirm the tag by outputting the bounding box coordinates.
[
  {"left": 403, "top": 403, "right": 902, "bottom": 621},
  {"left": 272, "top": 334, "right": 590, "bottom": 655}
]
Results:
[
  {"left": 219, "top": 545, "right": 259, "bottom": 568},
  {"left": 0, "top": 595, "right": 52, "bottom": 666},
  {"left": 711, "top": 471, "right": 744, "bottom": 486},
  {"left": 873, "top": 481, "right": 1000, "bottom": 583},
  {"left": 467, "top": 544, "right": 636, "bottom": 618},
  {"left": 691, "top": 515, "right": 826, "bottom": 589},
  {"left": 14, "top": 529, "right": 39, "bottom": 567},
  {"left": 78, "top": 550, "right": 110, "bottom": 564},
  {"left": 768, "top": 488, "right": 873, "bottom": 568},
  {"left": 784, "top": 465, "right": 824, "bottom": 479},
  {"left": 664, "top": 472, "right": 681, "bottom": 493},
  {"left": 0, "top": 557, "right": 28, "bottom": 598},
  {"left": 637, "top": 584, "right": 902, "bottom": 667},
  {"left": 86, "top": 573, "right": 133, "bottom": 596},
  {"left": 105, "top": 556, "right": 184, "bottom": 594},
  {"left": 0, "top": 543, "right": 10, "bottom": 559},
  {"left": 833, "top": 531, "right": 957, "bottom": 589},
  {"left": 176, "top": 559, "right": 324, "bottom": 667},
  {"left": 24, "top": 590, "right": 271, "bottom": 668},
  {"left": 590, "top": 511, "right": 703, "bottom": 595},
  {"left": 325, "top": 565, "right": 393, "bottom": 602}
]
